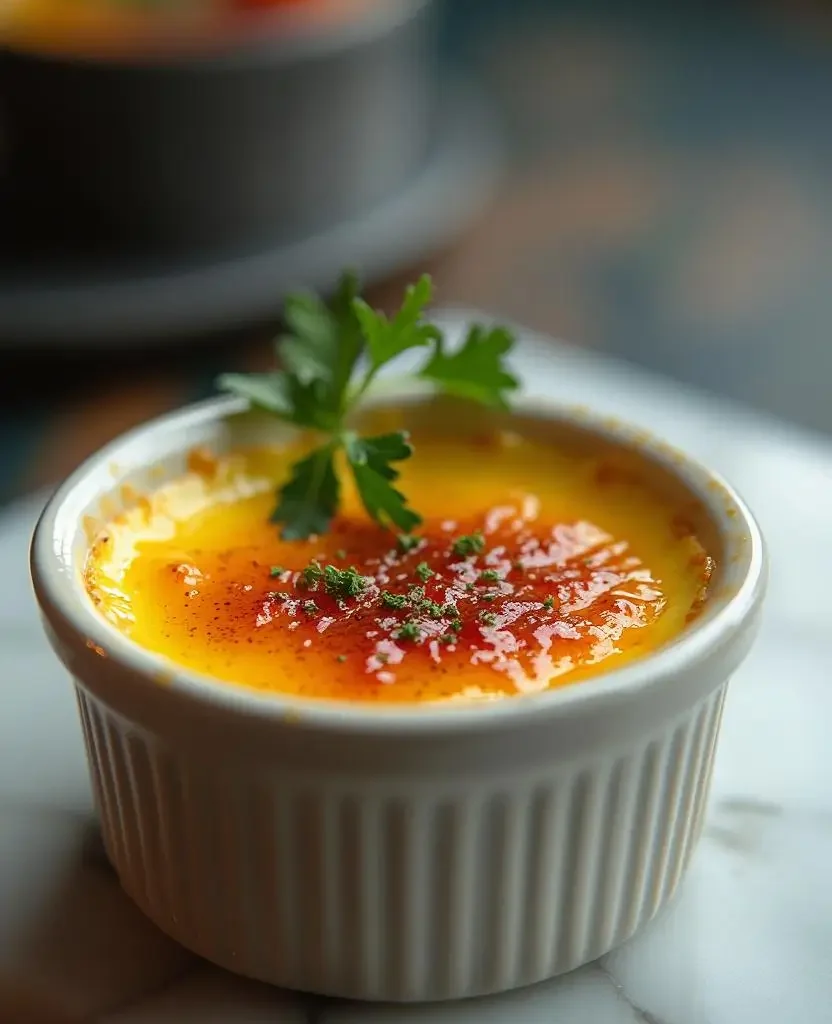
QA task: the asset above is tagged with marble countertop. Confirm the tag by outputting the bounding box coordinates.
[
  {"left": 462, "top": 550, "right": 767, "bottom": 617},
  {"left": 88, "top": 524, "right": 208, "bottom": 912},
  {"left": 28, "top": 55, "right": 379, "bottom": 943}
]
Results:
[{"left": 3, "top": 317, "right": 831, "bottom": 1023}]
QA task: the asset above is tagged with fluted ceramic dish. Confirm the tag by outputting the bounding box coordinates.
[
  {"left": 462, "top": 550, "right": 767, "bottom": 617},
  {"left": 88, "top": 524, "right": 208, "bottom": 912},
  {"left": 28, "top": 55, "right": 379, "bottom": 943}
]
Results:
[{"left": 30, "top": 389, "right": 766, "bottom": 1002}]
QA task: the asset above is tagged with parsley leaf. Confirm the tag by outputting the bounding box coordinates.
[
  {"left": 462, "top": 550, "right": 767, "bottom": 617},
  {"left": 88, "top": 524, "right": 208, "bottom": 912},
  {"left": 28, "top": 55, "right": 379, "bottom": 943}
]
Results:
[
  {"left": 420, "top": 324, "right": 519, "bottom": 409},
  {"left": 279, "top": 271, "right": 364, "bottom": 407},
  {"left": 278, "top": 292, "right": 340, "bottom": 386},
  {"left": 215, "top": 371, "right": 295, "bottom": 418},
  {"left": 352, "top": 275, "right": 439, "bottom": 371},
  {"left": 345, "top": 432, "right": 421, "bottom": 533},
  {"left": 328, "top": 270, "right": 365, "bottom": 402},
  {"left": 270, "top": 446, "right": 339, "bottom": 541},
  {"left": 218, "top": 270, "right": 364, "bottom": 431},
  {"left": 216, "top": 370, "right": 335, "bottom": 431}
]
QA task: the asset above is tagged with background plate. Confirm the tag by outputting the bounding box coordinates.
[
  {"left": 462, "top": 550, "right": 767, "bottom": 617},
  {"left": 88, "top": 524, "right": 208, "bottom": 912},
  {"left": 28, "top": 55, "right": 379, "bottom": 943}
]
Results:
[{"left": 0, "top": 81, "right": 499, "bottom": 348}]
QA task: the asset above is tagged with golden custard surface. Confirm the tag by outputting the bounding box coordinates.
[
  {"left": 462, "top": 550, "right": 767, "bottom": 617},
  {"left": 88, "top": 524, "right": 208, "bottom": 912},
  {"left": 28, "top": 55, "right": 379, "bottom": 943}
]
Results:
[{"left": 86, "top": 431, "right": 713, "bottom": 704}]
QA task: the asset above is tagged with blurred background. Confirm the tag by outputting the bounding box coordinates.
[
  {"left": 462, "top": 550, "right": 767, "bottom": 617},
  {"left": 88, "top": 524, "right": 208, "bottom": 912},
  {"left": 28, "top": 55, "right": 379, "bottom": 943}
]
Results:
[{"left": 1, "top": 0, "right": 831, "bottom": 504}]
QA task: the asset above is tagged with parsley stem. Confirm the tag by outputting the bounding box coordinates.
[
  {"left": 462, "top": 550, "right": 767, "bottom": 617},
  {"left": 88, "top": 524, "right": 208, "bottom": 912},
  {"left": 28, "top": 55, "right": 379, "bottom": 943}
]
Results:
[
  {"left": 349, "top": 365, "right": 382, "bottom": 410},
  {"left": 346, "top": 371, "right": 432, "bottom": 414}
]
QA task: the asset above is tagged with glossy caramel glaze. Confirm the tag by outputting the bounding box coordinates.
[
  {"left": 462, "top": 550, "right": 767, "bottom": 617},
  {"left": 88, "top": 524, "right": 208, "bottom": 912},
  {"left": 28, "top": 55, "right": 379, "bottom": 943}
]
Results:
[{"left": 86, "top": 428, "right": 713, "bottom": 704}]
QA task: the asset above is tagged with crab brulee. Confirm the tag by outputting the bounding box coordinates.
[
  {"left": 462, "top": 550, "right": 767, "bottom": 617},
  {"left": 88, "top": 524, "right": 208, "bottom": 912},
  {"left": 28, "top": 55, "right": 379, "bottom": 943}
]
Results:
[{"left": 85, "top": 423, "right": 713, "bottom": 704}]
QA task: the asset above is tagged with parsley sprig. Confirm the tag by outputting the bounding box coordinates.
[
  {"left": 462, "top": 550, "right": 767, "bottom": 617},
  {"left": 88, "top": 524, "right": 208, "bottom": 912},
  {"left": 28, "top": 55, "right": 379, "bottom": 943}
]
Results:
[{"left": 217, "top": 272, "right": 518, "bottom": 539}]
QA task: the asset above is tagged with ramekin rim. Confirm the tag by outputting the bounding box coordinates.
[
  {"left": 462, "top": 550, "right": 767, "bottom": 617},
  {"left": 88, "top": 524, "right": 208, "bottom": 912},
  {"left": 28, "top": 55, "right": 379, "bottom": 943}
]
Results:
[{"left": 30, "top": 391, "right": 766, "bottom": 736}]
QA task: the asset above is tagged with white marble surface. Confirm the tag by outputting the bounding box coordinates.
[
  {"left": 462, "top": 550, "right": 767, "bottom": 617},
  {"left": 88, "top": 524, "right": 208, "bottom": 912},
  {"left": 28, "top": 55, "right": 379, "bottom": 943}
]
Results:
[{"left": 3, "top": 318, "right": 832, "bottom": 1022}]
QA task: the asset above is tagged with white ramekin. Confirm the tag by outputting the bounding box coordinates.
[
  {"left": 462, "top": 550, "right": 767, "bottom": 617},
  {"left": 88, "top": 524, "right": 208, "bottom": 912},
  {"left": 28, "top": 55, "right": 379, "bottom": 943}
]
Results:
[{"left": 30, "top": 393, "right": 766, "bottom": 1002}]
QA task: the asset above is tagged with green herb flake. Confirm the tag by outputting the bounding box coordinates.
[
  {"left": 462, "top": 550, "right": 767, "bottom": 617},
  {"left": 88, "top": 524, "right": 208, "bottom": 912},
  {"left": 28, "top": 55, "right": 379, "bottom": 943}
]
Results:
[
  {"left": 415, "top": 561, "right": 433, "bottom": 582},
  {"left": 336, "top": 653, "right": 348, "bottom": 663},
  {"left": 396, "top": 620, "right": 421, "bottom": 642},
  {"left": 323, "top": 564, "right": 367, "bottom": 599},
  {"left": 452, "top": 531, "right": 486, "bottom": 557},
  {"left": 439, "top": 634, "right": 455, "bottom": 645},
  {"left": 479, "top": 611, "right": 497, "bottom": 626},
  {"left": 381, "top": 591, "right": 408, "bottom": 610},
  {"left": 479, "top": 569, "right": 500, "bottom": 582},
  {"left": 416, "top": 599, "right": 445, "bottom": 619},
  {"left": 269, "top": 565, "right": 284, "bottom": 577},
  {"left": 397, "top": 532, "right": 421, "bottom": 554},
  {"left": 543, "top": 595, "right": 555, "bottom": 610},
  {"left": 302, "top": 599, "right": 319, "bottom": 616},
  {"left": 335, "top": 549, "right": 347, "bottom": 560},
  {"left": 300, "top": 561, "right": 324, "bottom": 590}
]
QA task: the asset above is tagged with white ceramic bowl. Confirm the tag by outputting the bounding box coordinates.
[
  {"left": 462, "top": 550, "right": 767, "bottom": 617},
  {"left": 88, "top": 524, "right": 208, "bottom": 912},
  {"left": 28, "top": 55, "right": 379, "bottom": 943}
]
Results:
[{"left": 30, "top": 393, "right": 766, "bottom": 1002}]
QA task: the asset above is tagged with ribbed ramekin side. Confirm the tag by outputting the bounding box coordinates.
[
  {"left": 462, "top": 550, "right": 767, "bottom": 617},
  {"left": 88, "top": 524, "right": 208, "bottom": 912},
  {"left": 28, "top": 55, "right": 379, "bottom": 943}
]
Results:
[{"left": 75, "top": 682, "right": 727, "bottom": 1002}]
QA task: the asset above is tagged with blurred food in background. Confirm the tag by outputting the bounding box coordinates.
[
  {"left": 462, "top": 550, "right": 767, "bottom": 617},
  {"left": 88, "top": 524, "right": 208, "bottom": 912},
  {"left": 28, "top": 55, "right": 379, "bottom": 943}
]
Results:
[
  {"left": 0, "top": 0, "right": 501, "bottom": 345},
  {"left": 2, "top": 0, "right": 439, "bottom": 252}
]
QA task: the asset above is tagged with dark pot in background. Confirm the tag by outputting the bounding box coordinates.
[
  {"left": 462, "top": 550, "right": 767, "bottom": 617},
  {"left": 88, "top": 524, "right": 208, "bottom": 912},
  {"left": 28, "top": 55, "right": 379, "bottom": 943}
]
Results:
[{"left": 1, "top": 0, "right": 437, "bottom": 255}]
